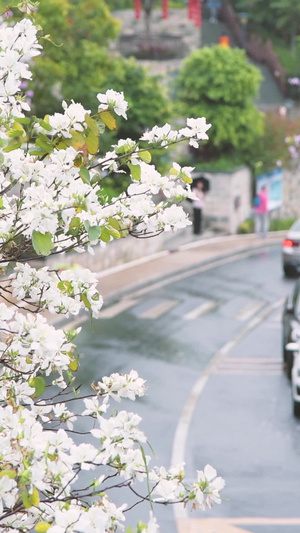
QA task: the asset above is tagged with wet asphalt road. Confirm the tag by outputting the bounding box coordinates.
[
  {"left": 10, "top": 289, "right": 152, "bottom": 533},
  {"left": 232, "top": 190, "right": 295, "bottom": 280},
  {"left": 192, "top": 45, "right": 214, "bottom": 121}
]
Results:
[{"left": 75, "top": 245, "right": 300, "bottom": 533}]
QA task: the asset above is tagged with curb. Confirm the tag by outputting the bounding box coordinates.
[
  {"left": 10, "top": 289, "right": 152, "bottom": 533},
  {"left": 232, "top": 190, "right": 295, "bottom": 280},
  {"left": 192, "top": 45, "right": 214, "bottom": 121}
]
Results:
[
  {"left": 96, "top": 232, "right": 285, "bottom": 302},
  {"left": 53, "top": 232, "right": 284, "bottom": 330}
]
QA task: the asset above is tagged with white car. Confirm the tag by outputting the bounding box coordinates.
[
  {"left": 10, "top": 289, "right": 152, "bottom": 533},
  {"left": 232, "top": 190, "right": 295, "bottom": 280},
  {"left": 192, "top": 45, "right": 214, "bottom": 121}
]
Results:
[
  {"left": 290, "top": 344, "right": 300, "bottom": 416},
  {"left": 282, "top": 219, "right": 300, "bottom": 276}
]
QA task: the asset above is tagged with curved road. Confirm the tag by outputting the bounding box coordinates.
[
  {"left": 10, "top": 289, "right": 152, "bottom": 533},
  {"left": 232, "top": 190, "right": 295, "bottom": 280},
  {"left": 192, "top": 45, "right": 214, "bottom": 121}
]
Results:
[{"left": 76, "top": 245, "right": 300, "bottom": 533}]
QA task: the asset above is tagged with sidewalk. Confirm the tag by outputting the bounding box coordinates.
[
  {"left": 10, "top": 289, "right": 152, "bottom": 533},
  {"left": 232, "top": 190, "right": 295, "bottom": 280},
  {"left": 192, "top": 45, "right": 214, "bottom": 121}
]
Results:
[{"left": 96, "top": 231, "right": 285, "bottom": 302}]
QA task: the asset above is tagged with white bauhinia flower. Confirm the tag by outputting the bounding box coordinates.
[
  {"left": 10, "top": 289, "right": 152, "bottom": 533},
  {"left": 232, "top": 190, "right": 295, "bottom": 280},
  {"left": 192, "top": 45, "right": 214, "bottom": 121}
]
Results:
[
  {"left": 140, "top": 123, "right": 181, "bottom": 146},
  {"left": 96, "top": 370, "right": 146, "bottom": 401},
  {"left": 180, "top": 117, "right": 212, "bottom": 148},
  {"left": 144, "top": 512, "right": 160, "bottom": 533},
  {"left": 97, "top": 89, "right": 128, "bottom": 119},
  {"left": 0, "top": 8, "right": 224, "bottom": 533},
  {"left": 0, "top": 476, "right": 18, "bottom": 515},
  {"left": 192, "top": 464, "right": 225, "bottom": 510}
]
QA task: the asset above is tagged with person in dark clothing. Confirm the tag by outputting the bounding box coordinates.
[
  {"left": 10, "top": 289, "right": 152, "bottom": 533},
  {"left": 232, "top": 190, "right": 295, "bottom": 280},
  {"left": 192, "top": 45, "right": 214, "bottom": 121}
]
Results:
[{"left": 192, "top": 181, "right": 205, "bottom": 235}]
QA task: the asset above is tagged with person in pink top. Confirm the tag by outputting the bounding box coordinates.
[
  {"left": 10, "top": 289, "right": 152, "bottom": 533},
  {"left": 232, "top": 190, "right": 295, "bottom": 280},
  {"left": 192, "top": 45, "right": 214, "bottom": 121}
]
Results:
[{"left": 254, "top": 185, "right": 269, "bottom": 238}]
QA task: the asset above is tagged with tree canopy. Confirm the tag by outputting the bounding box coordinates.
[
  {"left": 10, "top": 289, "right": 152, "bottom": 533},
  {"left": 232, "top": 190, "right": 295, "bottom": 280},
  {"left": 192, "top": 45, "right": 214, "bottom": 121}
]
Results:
[
  {"left": 176, "top": 46, "right": 263, "bottom": 156},
  {"left": 0, "top": 0, "right": 171, "bottom": 142},
  {"left": 233, "top": 0, "right": 300, "bottom": 54}
]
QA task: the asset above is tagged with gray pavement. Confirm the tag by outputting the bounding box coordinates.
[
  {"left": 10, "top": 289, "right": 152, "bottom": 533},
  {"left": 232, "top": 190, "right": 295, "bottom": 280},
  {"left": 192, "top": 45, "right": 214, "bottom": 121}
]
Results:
[
  {"left": 74, "top": 243, "right": 300, "bottom": 533},
  {"left": 96, "top": 232, "right": 285, "bottom": 304}
]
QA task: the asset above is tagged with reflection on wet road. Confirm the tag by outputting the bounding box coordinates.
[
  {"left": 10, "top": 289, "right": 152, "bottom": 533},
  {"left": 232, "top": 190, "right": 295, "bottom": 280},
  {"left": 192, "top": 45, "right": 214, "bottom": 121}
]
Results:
[{"left": 76, "top": 246, "right": 300, "bottom": 532}]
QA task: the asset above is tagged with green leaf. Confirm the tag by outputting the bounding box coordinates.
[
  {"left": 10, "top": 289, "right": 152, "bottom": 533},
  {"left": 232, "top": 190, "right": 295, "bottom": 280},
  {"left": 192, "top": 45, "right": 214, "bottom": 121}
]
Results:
[
  {"left": 79, "top": 167, "right": 90, "bottom": 184},
  {"left": 32, "top": 231, "right": 53, "bottom": 256},
  {"left": 31, "top": 487, "right": 40, "bottom": 506},
  {"left": 139, "top": 150, "right": 151, "bottom": 164},
  {"left": 3, "top": 142, "right": 22, "bottom": 152},
  {"left": 22, "top": 491, "right": 32, "bottom": 509},
  {"left": 14, "top": 117, "right": 30, "bottom": 125},
  {"left": 57, "top": 280, "right": 73, "bottom": 293},
  {"left": 98, "top": 110, "right": 117, "bottom": 130},
  {"left": 181, "top": 174, "right": 193, "bottom": 184},
  {"left": 29, "top": 377, "right": 46, "bottom": 398},
  {"left": 39, "top": 119, "right": 52, "bottom": 132},
  {"left": 108, "top": 217, "right": 120, "bottom": 230},
  {"left": 84, "top": 221, "right": 100, "bottom": 241},
  {"left": 128, "top": 163, "right": 141, "bottom": 181},
  {"left": 8, "top": 122, "right": 25, "bottom": 138},
  {"left": 35, "top": 139, "right": 53, "bottom": 154},
  {"left": 29, "top": 148, "right": 49, "bottom": 157},
  {"left": 99, "top": 227, "right": 111, "bottom": 242},
  {"left": 86, "top": 131, "right": 99, "bottom": 155},
  {"left": 80, "top": 292, "right": 91, "bottom": 310},
  {"left": 35, "top": 522, "right": 51, "bottom": 533},
  {"left": 0, "top": 470, "right": 16, "bottom": 479},
  {"left": 70, "top": 131, "right": 86, "bottom": 151},
  {"left": 69, "top": 217, "right": 81, "bottom": 229},
  {"left": 106, "top": 225, "right": 120, "bottom": 239},
  {"left": 85, "top": 113, "right": 98, "bottom": 135},
  {"left": 69, "top": 359, "right": 78, "bottom": 371}
]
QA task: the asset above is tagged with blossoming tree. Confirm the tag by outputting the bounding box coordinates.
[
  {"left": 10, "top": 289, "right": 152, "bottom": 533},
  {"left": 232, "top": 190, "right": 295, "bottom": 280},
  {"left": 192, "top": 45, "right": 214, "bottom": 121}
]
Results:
[{"left": 0, "top": 2, "right": 224, "bottom": 532}]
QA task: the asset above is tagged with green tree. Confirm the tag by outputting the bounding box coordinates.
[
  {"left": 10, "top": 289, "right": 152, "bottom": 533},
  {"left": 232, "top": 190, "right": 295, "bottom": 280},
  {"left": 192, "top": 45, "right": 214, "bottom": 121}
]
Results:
[
  {"left": 2, "top": 0, "right": 170, "bottom": 142},
  {"left": 31, "top": 0, "right": 120, "bottom": 116},
  {"left": 248, "top": 112, "right": 300, "bottom": 175},
  {"left": 233, "top": 0, "right": 300, "bottom": 55},
  {"left": 102, "top": 56, "right": 171, "bottom": 140},
  {"left": 270, "top": 0, "right": 300, "bottom": 55},
  {"left": 1, "top": 0, "right": 120, "bottom": 116},
  {"left": 176, "top": 46, "right": 263, "bottom": 158}
]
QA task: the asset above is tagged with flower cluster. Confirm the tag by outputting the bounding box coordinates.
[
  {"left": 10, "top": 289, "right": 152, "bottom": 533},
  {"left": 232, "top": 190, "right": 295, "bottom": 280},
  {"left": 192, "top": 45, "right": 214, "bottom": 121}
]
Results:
[
  {"left": 0, "top": 17, "right": 41, "bottom": 118},
  {"left": 288, "top": 77, "right": 300, "bottom": 86},
  {"left": 0, "top": 4, "right": 224, "bottom": 533},
  {"left": 286, "top": 134, "right": 300, "bottom": 165},
  {"left": 9, "top": 263, "right": 103, "bottom": 317}
]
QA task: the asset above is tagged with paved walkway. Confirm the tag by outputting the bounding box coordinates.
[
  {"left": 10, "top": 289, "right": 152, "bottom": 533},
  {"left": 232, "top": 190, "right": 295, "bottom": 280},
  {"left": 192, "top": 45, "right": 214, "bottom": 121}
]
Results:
[
  {"left": 55, "top": 231, "right": 285, "bottom": 331},
  {"left": 96, "top": 232, "right": 285, "bottom": 302},
  {"left": 113, "top": 8, "right": 284, "bottom": 108}
]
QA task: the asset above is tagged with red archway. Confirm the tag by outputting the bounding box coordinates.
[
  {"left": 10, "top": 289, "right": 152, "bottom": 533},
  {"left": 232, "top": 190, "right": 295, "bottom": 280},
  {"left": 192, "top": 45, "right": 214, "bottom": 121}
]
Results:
[{"left": 134, "top": 0, "right": 201, "bottom": 27}]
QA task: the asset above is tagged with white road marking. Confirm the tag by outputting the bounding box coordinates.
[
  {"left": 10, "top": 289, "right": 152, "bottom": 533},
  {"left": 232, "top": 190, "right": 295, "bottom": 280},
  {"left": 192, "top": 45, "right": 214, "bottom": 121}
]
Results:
[
  {"left": 183, "top": 300, "right": 218, "bottom": 320},
  {"left": 273, "top": 311, "right": 282, "bottom": 323},
  {"left": 225, "top": 357, "right": 280, "bottom": 362},
  {"left": 139, "top": 299, "right": 179, "bottom": 319},
  {"left": 127, "top": 249, "right": 272, "bottom": 299},
  {"left": 60, "top": 247, "right": 278, "bottom": 331},
  {"left": 100, "top": 299, "right": 139, "bottom": 318},
  {"left": 63, "top": 315, "right": 89, "bottom": 331},
  {"left": 172, "top": 298, "right": 285, "bottom": 522},
  {"left": 234, "top": 300, "right": 265, "bottom": 321},
  {"left": 216, "top": 369, "right": 282, "bottom": 375},
  {"left": 177, "top": 517, "right": 300, "bottom": 533}
]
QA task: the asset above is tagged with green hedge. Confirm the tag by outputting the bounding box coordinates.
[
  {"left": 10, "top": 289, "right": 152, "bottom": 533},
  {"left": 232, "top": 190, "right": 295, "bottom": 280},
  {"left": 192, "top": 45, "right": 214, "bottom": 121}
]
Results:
[{"left": 237, "top": 217, "right": 297, "bottom": 234}]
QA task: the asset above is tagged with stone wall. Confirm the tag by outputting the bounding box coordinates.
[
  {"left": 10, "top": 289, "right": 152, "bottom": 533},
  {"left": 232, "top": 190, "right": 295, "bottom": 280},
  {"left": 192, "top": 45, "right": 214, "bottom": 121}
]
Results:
[
  {"left": 46, "top": 226, "right": 191, "bottom": 273},
  {"left": 202, "top": 167, "right": 252, "bottom": 234},
  {"left": 279, "top": 168, "right": 300, "bottom": 219},
  {"left": 46, "top": 167, "right": 252, "bottom": 273}
]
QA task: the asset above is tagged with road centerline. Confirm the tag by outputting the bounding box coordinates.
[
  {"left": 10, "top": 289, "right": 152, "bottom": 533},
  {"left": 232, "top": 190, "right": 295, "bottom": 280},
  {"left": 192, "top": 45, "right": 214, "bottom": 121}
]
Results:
[{"left": 171, "top": 297, "right": 285, "bottom": 523}]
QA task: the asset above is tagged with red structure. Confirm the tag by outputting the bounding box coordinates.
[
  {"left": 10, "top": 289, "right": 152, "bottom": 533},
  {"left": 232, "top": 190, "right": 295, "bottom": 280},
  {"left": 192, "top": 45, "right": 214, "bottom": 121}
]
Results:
[
  {"left": 134, "top": 0, "right": 142, "bottom": 20},
  {"left": 188, "top": 0, "right": 197, "bottom": 20},
  {"left": 194, "top": 0, "right": 202, "bottom": 27},
  {"left": 134, "top": 1, "right": 200, "bottom": 24},
  {"left": 162, "top": 0, "right": 169, "bottom": 19}
]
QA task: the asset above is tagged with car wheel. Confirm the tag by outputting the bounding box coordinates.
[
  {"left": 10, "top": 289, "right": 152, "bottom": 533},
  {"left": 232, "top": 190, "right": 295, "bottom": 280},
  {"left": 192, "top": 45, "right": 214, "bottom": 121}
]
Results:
[
  {"left": 293, "top": 400, "right": 300, "bottom": 418},
  {"left": 284, "top": 265, "right": 294, "bottom": 277},
  {"left": 286, "top": 351, "right": 294, "bottom": 380}
]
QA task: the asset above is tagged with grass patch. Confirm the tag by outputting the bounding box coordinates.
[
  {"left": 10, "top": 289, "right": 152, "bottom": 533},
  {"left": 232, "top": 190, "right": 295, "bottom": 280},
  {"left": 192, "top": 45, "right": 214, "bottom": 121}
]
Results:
[{"left": 237, "top": 217, "right": 297, "bottom": 234}]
